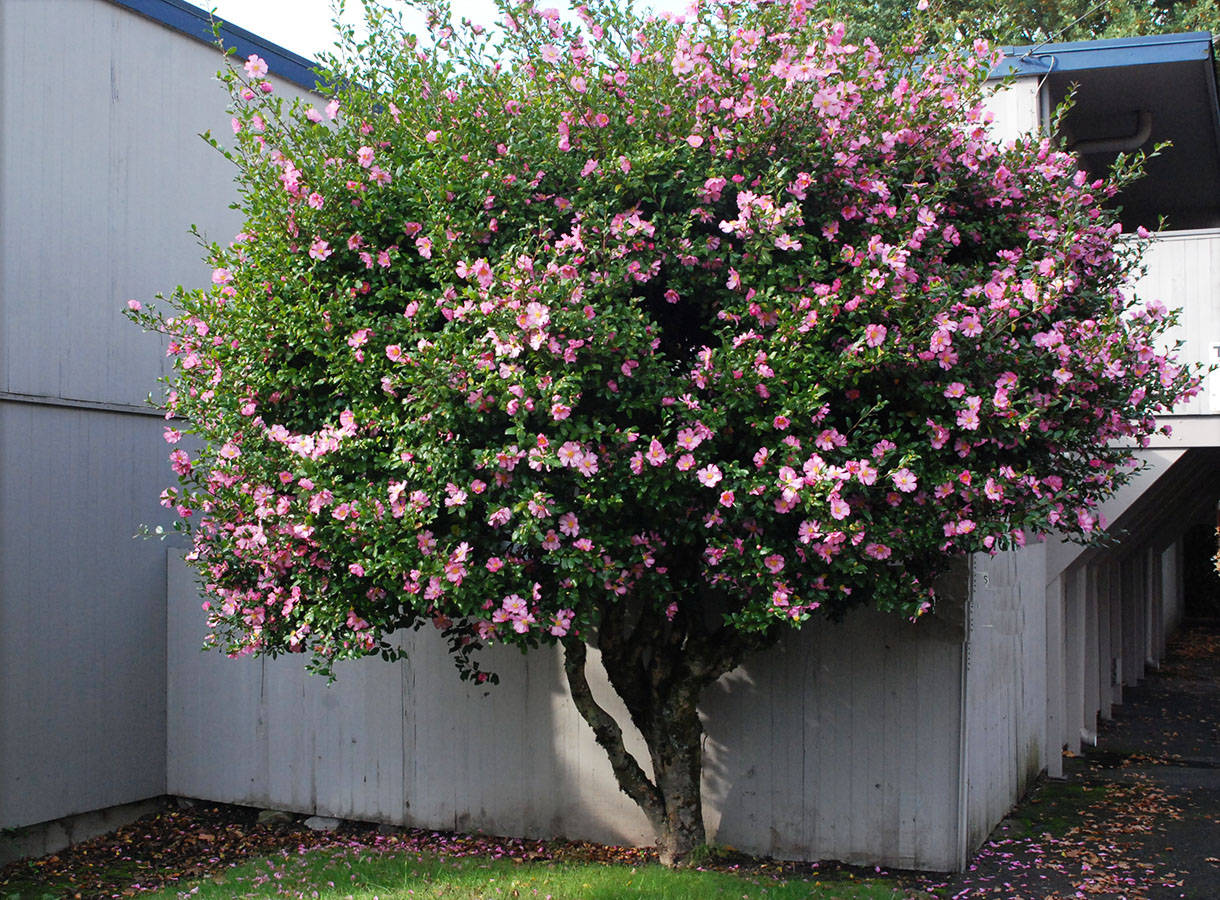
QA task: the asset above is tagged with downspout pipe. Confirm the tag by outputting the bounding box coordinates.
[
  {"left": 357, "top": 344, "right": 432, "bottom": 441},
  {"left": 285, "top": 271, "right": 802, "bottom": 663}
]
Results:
[{"left": 1067, "top": 110, "right": 1153, "bottom": 154}]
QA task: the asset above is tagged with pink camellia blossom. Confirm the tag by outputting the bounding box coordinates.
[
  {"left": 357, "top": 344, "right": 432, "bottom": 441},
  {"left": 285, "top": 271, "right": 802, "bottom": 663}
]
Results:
[
  {"left": 244, "top": 54, "right": 268, "bottom": 78},
  {"left": 891, "top": 468, "right": 917, "bottom": 492},
  {"left": 864, "top": 323, "right": 887, "bottom": 347},
  {"left": 386, "top": 344, "right": 403, "bottom": 362},
  {"left": 645, "top": 439, "right": 668, "bottom": 466},
  {"left": 719, "top": 490, "right": 735, "bottom": 507},
  {"left": 697, "top": 465, "right": 722, "bottom": 487},
  {"left": 348, "top": 563, "right": 365, "bottom": 577},
  {"left": 309, "top": 239, "right": 332, "bottom": 260},
  {"left": 559, "top": 512, "right": 580, "bottom": 537},
  {"left": 126, "top": 299, "right": 141, "bottom": 311},
  {"left": 829, "top": 494, "right": 851, "bottom": 520},
  {"left": 356, "top": 146, "right": 375, "bottom": 168},
  {"left": 324, "top": 99, "right": 340, "bottom": 119}
]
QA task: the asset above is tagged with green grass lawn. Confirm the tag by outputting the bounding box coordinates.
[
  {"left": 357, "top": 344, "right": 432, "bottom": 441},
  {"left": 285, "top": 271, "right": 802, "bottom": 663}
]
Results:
[{"left": 132, "top": 846, "right": 905, "bottom": 900}]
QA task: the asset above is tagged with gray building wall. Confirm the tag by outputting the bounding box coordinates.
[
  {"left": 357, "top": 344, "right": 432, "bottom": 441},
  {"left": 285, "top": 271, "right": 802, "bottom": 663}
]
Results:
[
  {"left": 0, "top": 0, "right": 307, "bottom": 835},
  {"left": 167, "top": 556, "right": 970, "bottom": 870}
]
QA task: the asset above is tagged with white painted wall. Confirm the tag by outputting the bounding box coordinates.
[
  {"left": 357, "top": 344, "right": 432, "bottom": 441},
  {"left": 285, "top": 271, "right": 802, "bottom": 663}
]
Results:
[
  {"left": 1136, "top": 229, "right": 1220, "bottom": 417},
  {"left": 961, "top": 543, "right": 1048, "bottom": 855},
  {"left": 168, "top": 556, "right": 969, "bottom": 870}
]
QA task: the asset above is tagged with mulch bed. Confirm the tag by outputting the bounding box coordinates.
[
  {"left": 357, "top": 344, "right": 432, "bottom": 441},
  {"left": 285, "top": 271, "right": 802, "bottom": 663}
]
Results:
[{"left": 0, "top": 800, "right": 878, "bottom": 899}]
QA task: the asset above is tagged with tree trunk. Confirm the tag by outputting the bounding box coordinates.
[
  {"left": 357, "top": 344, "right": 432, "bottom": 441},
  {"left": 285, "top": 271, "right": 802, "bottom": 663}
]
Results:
[
  {"left": 645, "top": 680, "right": 707, "bottom": 866},
  {"left": 560, "top": 607, "right": 767, "bottom": 867}
]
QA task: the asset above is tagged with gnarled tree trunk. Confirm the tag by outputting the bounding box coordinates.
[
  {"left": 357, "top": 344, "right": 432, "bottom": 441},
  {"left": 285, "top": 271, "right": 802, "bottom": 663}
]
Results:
[{"left": 560, "top": 603, "right": 769, "bottom": 866}]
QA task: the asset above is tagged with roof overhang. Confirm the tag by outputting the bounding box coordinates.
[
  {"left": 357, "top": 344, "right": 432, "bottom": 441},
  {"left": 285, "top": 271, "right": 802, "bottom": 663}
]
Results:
[{"left": 998, "top": 32, "right": 1220, "bottom": 231}]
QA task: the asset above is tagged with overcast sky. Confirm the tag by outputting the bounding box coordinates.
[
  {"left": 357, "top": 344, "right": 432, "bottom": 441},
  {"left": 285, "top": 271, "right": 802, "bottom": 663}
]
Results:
[{"left": 205, "top": 0, "right": 684, "bottom": 61}]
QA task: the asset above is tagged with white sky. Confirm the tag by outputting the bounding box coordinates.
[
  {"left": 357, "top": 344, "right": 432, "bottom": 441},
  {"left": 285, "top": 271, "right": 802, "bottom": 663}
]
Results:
[{"left": 205, "top": 0, "right": 683, "bottom": 61}]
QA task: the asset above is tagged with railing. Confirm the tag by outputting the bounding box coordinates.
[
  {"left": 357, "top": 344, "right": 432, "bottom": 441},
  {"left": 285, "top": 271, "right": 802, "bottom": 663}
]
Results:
[{"left": 1136, "top": 228, "right": 1220, "bottom": 417}]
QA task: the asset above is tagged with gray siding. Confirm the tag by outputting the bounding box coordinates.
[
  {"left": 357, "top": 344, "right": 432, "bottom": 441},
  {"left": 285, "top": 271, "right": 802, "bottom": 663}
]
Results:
[
  {"left": 0, "top": 0, "right": 252, "bottom": 406},
  {"left": 169, "top": 556, "right": 968, "bottom": 870},
  {"left": 962, "top": 544, "right": 1048, "bottom": 856},
  {"left": 0, "top": 0, "right": 312, "bottom": 832},
  {"left": 0, "top": 403, "right": 172, "bottom": 827}
]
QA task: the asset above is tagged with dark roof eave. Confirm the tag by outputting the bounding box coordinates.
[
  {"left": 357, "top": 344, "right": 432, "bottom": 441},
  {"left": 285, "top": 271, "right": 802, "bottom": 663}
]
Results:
[{"left": 994, "top": 30, "right": 1214, "bottom": 78}]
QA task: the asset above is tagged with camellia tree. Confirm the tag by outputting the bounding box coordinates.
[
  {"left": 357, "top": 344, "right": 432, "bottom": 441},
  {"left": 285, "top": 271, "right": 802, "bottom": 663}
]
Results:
[{"left": 130, "top": 0, "right": 1199, "bottom": 865}]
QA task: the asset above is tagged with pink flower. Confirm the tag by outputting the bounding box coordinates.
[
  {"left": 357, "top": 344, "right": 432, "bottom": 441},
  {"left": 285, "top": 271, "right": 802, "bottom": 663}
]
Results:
[
  {"left": 211, "top": 267, "right": 232, "bottom": 285},
  {"left": 719, "top": 490, "right": 735, "bottom": 507},
  {"left": 697, "top": 465, "right": 723, "bottom": 487},
  {"left": 864, "top": 323, "right": 887, "bottom": 347},
  {"left": 126, "top": 299, "right": 142, "bottom": 311},
  {"left": 645, "top": 439, "right": 668, "bottom": 466},
  {"left": 891, "top": 468, "right": 918, "bottom": 492},
  {"left": 763, "top": 553, "right": 785, "bottom": 573},
  {"left": 348, "top": 563, "right": 365, "bottom": 577},
  {"left": 386, "top": 344, "right": 403, "bottom": 362},
  {"left": 244, "top": 55, "right": 268, "bottom": 78},
  {"left": 356, "top": 146, "right": 375, "bottom": 168},
  {"left": 309, "top": 239, "right": 332, "bottom": 260},
  {"left": 829, "top": 494, "right": 851, "bottom": 520},
  {"left": 325, "top": 99, "right": 340, "bottom": 119},
  {"left": 559, "top": 512, "right": 580, "bottom": 537}
]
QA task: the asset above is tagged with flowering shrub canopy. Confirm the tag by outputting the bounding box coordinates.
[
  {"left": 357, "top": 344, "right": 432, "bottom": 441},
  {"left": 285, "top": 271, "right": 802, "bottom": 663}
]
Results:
[{"left": 131, "top": 0, "right": 1197, "bottom": 680}]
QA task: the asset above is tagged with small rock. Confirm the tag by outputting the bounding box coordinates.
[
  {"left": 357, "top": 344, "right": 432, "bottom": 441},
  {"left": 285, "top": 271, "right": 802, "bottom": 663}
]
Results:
[
  {"left": 377, "top": 824, "right": 403, "bottom": 835},
  {"left": 175, "top": 797, "right": 198, "bottom": 810},
  {"left": 303, "top": 815, "right": 342, "bottom": 832},
  {"left": 257, "top": 809, "right": 296, "bottom": 826}
]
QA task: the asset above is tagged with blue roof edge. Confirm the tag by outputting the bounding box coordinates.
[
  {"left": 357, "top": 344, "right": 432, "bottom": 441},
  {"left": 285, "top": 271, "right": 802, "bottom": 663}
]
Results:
[
  {"left": 996, "top": 30, "right": 1215, "bottom": 77},
  {"left": 105, "top": 0, "right": 325, "bottom": 92}
]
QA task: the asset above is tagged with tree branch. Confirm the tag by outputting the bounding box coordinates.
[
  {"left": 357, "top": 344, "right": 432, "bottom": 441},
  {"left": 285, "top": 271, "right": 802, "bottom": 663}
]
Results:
[{"left": 561, "top": 638, "right": 665, "bottom": 830}]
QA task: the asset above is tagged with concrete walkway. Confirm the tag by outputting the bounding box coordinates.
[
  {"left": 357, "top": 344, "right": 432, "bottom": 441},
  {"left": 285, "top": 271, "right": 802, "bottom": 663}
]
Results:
[{"left": 903, "top": 622, "right": 1220, "bottom": 899}]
